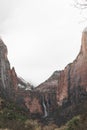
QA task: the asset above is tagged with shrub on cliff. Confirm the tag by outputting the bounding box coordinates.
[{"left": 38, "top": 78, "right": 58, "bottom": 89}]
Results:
[{"left": 66, "top": 116, "right": 80, "bottom": 130}]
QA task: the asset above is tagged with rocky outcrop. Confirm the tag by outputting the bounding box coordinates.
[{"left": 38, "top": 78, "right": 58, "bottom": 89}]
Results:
[
  {"left": 36, "top": 71, "right": 60, "bottom": 92},
  {"left": 0, "top": 39, "right": 15, "bottom": 100},
  {"left": 57, "top": 29, "right": 87, "bottom": 106}
]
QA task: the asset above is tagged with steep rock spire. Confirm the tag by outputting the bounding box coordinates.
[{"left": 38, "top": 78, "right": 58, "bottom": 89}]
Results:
[{"left": 81, "top": 29, "right": 87, "bottom": 55}]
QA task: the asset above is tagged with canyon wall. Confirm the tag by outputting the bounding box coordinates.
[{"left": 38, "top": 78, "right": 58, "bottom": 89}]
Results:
[{"left": 0, "top": 29, "right": 87, "bottom": 119}]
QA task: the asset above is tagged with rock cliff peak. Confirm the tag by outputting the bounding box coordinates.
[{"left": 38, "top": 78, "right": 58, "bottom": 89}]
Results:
[
  {"left": 80, "top": 28, "right": 87, "bottom": 55},
  {"left": 83, "top": 27, "right": 87, "bottom": 32},
  {"left": 0, "top": 38, "right": 6, "bottom": 47},
  {"left": 0, "top": 39, "right": 8, "bottom": 59}
]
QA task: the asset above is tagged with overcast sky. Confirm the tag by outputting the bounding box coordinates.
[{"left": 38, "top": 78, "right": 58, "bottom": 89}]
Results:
[{"left": 0, "top": 0, "right": 87, "bottom": 86}]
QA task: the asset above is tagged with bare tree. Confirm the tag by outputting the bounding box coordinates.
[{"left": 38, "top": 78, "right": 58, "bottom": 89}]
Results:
[{"left": 75, "top": 0, "right": 87, "bottom": 9}]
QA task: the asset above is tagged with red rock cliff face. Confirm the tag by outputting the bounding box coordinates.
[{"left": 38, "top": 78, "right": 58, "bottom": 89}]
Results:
[
  {"left": 36, "top": 71, "right": 60, "bottom": 92},
  {"left": 0, "top": 39, "right": 42, "bottom": 115},
  {"left": 57, "top": 29, "right": 87, "bottom": 105},
  {"left": 0, "top": 39, "right": 15, "bottom": 100}
]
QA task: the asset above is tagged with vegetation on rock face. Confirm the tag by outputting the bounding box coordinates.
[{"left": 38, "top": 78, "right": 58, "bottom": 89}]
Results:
[
  {"left": 0, "top": 97, "right": 58, "bottom": 130},
  {"left": 66, "top": 116, "right": 80, "bottom": 130},
  {"left": 0, "top": 97, "right": 87, "bottom": 130}
]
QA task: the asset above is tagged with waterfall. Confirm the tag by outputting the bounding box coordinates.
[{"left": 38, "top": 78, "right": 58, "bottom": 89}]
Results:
[{"left": 42, "top": 97, "right": 48, "bottom": 118}]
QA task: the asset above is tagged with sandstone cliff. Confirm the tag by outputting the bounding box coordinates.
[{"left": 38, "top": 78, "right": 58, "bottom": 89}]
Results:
[
  {"left": 56, "top": 29, "right": 87, "bottom": 106},
  {"left": 36, "top": 71, "right": 60, "bottom": 92},
  {"left": 0, "top": 39, "right": 42, "bottom": 115}
]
